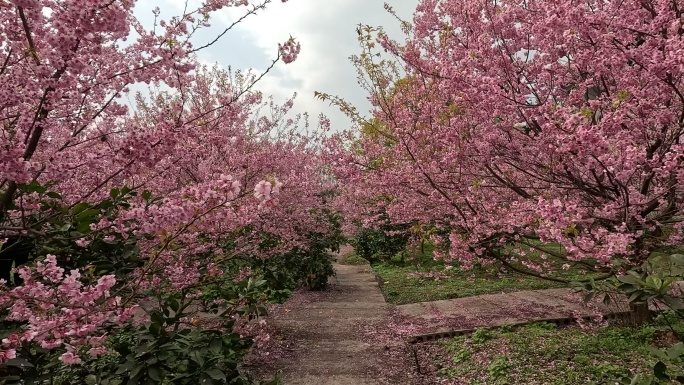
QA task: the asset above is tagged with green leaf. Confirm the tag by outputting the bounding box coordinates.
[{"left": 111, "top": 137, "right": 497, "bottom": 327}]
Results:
[
  {"left": 135, "top": 342, "right": 156, "bottom": 358},
  {"left": 129, "top": 363, "right": 144, "bottom": 379},
  {"left": 149, "top": 322, "right": 162, "bottom": 336},
  {"left": 653, "top": 361, "right": 669, "bottom": 381},
  {"left": 199, "top": 373, "right": 213, "bottom": 385},
  {"left": 21, "top": 181, "right": 46, "bottom": 194},
  {"left": 666, "top": 342, "right": 684, "bottom": 359},
  {"left": 147, "top": 366, "right": 161, "bottom": 382},
  {"left": 71, "top": 202, "right": 91, "bottom": 215},
  {"left": 77, "top": 208, "right": 100, "bottom": 222},
  {"left": 209, "top": 338, "right": 222, "bottom": 354},
  {"left": 206, "top": 369, "right": 226, "bottom": 381},
  {"left": 647, "top": 346, "right": 670, "bottom": 360},
  {"left": 77, "top": 221, "right": 93, "bottom": 233},
  {"left": 85, "top": 375, "right": 98, "bottom": 385},
  {"left": 645, "top": 276, "right": 663, "bottom": 290},
  {"left": 46, "top": 191, "right": 62, "bottom": 199},
  {"left": 602, "top": 294, "right": 611, "bottom": 306},
  {"left": 668, "top": 254, "right": 684, "bottom": 265},
  {"left": 189, "top": 350, "right": 205, "bottom": 366},
  {"left": 142, "top": 190, "right": 152, "bottom": 200},
  {"left": 110, "top": 189, "right": 120, "bottom": 199},
  {"left": 115, "top": 359, "right": 135, "bottom": 374},
  {"left": 169, "top": 299, "right": 180, "bottom": 313},
  {"left": 617, "top": 274, "right": 641, "bottom": 285},
  {"left": 2, "top": 357, "right": 35, "bottom": 368},
  {"left": 628, "top": 291, "right": 643, "bottom": 303},
  {"left": 150, "top": 311, "right": 164, "bottom": 325}
]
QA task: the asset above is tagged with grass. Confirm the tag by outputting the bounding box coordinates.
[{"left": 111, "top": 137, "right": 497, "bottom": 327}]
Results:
[
  {"left": 435, "top": 319, "right": 684, "bottom": 384},
  {"left": 372, "top": 241, "right": 594, "bottom": 305},
  {"left": 374, "top": 263, "right": 567, "bottom": 305}
]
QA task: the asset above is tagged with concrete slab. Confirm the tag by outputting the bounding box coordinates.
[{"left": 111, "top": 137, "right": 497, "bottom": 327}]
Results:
[{"left": 395, "top": 286, "right": 641, "bottom": 335}]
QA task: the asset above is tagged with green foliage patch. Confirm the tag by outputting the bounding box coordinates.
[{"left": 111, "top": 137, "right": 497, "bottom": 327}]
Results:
[
  {"left": 351, "top": 225, "right": 410, "bottom": 264},
  {"left": 437, "top": 322, "right": 684, "bottom": 385},
  {"left": 374, "top": 262, "right": 566, "bottom": 304}
]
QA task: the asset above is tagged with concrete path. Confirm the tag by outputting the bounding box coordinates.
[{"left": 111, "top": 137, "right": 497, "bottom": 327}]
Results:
[
  {"left": 254, "top": 261, "right": 390, "bottom": 385},
  {"left": 396, "top": 287, "right": 634, "bottom": 338}
]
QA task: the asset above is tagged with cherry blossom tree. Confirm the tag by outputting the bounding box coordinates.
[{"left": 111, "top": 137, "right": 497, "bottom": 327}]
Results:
[
  {"left": 323, "top": 0, "right": 684, "bottom": 300},
  {"left": 0, "top": 0, "right": 337, "bottom": 381}
]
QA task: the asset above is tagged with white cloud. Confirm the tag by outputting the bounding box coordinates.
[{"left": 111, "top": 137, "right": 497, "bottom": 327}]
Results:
[
  {"left": 209, "top": 0, "right": 418, "bottom": 131},
  {"left": 138, "top": 0, "right": 419, "bottom": 131}
]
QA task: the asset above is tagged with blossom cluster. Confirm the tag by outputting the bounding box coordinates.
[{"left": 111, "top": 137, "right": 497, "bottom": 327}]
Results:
[
  {"left": 278, "top": 37, "right": 301, "bottom": 64},
  {"left": 0, "top": 256, "right": 137, "bottom": 364}
]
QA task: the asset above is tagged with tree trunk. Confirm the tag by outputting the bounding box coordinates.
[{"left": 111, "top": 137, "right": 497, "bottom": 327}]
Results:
[{"left": 628, "top": 302, "right": 652, "bottom": 327}]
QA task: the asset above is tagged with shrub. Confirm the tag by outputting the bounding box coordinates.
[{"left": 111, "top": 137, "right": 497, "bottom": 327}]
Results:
[{"left": 352, "top": 226, "right": 409, "bottom": 264}]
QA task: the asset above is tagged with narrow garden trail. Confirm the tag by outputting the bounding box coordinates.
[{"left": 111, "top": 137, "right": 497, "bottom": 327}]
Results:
[{"left": 254, "top": 259, "right": 391, "bottom": 384}]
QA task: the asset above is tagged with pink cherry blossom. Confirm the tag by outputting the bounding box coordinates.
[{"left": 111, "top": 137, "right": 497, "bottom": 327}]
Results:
[
  {"left": 0, "top": 349, "right": 16, "bottom": 363},
  {"left": 58, "top": 351, "right": 82, "bottom": 365},
  {"left": 279, "top": 37, "right": 301, "bottom": 64},
  {"left": 329, "top": 0, "right": 684, "bottom": 279}
]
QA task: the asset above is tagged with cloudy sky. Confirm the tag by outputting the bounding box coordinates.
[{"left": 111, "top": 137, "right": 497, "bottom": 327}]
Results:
[{"left": 137, "top": 0, "right": 420, "bottom": 131}]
